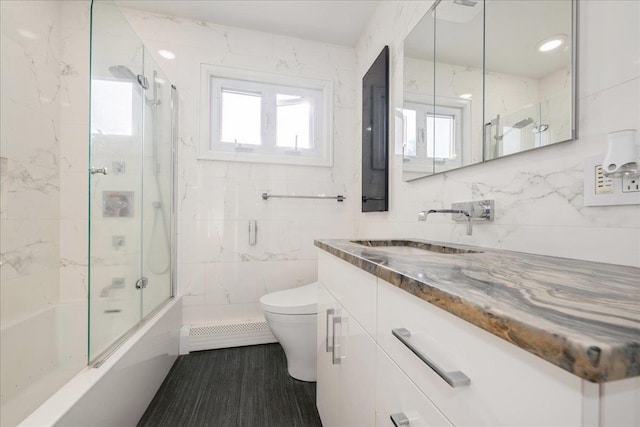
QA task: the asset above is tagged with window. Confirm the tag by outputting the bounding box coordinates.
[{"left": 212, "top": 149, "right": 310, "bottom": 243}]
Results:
[
  {"left": 403, "top": 100, "right": 462, "bottom": 167},
  {"left": 91, "top": 79, "right": 134, "bottom": 136},
  {"left": 200, "top": 65, "right": 333, "bottom": 166},
  {"left": 220, "top": 89, "right": 261, "bottom": 145}
]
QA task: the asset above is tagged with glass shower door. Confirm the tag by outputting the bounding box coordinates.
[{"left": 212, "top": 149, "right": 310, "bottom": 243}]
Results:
[
  {"left": 89, "top": 0, "right": 145, "bottom": 361},
  {"left": 140, "top": 49, "right": 173, "bottom": 317}
]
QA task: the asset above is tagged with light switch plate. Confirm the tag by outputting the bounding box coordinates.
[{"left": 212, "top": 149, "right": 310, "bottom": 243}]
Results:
[{"left": 584, "top": 155, "right": 640, "bottom": 206}]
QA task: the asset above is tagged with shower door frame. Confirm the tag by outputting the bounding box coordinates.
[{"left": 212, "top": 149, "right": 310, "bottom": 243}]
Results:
[{"left": 88, "top": 0, "right": 176, "bottom": 368}]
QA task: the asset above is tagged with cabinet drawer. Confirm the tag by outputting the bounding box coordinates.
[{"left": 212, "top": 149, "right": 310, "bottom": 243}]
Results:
[
  {"left": 377, "top": 279, "right": 583, "bottom": 426},
  {"left": 318, "top": 250, "right": 377, "bottom": 337},
  {"left": 376, "top": 347, "right": 452, "bottom": 427}
]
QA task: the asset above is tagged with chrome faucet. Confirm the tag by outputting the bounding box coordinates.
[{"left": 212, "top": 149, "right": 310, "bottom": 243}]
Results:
[
  {"left": 419, "top": 209, "right": 473, "bottom": 235},
  {"left": 419, "top": 200, "right": 494, "bottom": 236}
]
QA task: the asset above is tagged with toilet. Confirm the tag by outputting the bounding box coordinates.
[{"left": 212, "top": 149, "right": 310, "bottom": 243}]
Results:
[{"left": 260, "top": 282, "right": 319, "bottom": 382}]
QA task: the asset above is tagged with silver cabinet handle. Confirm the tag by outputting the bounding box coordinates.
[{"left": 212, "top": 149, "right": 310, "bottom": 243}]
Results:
[
  {"left": 390, "top": 413, "right": 410, "bottom": 426},
  {"left": 90, "top": 167, "right": 108, "bottom": 175},
  {"left": 392, "top": 328, "right": 470, "bottom": 388},
  {"left": 325, "top": 308, "right": 335, "bottom": 352},
  {"left": 332, "top": 316, "right": 343, "bottom": 365}
]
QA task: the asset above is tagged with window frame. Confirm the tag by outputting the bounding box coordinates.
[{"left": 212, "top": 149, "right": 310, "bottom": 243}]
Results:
[
  {"left": 200, "top": 64, "right": 333, "bottom": 167},
  {"left": 402, "top": 93, "right": 470, "bottom": 172}
]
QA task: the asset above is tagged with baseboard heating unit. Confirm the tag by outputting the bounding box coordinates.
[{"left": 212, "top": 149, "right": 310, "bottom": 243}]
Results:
[{"left": 180, "top": 321, "right": 277, "bottom": 354}]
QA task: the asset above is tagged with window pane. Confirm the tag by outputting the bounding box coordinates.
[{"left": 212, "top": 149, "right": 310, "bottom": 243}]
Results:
[
  {"left": 221, "top": 90, "right": 261, "bottom": 145},
  {"left": 402, "top": 109, "right": 417, "bottom": 156},
  {"left": 91, "top": 79, "right": 133, "bottom": 136},
  {"left": 426, "top": 114, "right": 454, "bottom": 159},
  {"left": 276, "top": 94, "right": 311, "bottom": 149}
]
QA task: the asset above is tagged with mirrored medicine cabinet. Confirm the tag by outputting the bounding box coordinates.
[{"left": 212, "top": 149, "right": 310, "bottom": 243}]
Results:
[{"left": 402, "top": 0, "right": 576, "bottom": 182}]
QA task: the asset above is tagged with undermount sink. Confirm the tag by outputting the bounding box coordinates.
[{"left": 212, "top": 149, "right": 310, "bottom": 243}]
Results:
[{"left": 351, "top": 240, "right": 482, "bottom": 255}]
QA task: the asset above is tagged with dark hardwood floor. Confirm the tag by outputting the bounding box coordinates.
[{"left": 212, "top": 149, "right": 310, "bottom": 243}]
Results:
[{"left": 137, "top": 344, "right": 322, "bottom": 427}]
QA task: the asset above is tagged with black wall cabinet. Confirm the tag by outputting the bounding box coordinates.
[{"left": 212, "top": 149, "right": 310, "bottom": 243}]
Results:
[{"left": 362, "top": 46, "right": 389, "bottom": 212}]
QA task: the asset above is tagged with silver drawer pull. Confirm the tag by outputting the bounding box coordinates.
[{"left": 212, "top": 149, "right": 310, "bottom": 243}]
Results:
[
  {"left": 332, "top": 316, "right": 344, "bottom": 365},
  {"left": 392, "top": 328, "right": 470, "bottom": 388},
  {"left": 325, "top": 308, "right": 335, "bottom": 352},
  {"left": 390, "top": 412, "right": 410, "bottom": 426}
]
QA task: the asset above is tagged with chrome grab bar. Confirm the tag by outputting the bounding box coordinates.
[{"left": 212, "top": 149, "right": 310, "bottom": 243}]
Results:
[
  {"left": 262, "top": 192, "right": 345, "bottom": 202},
  {"left": 325, "top": 308, "right": 335, "bottom": 352},
  {"left": 392, "top": 328, "right": 470, "bottom": 388}
]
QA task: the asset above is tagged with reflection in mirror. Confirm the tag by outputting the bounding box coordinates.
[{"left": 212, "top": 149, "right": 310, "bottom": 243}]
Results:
[
  {"left": 484, "top": 0, "right": 574, "bottom": 161},
  {"left": 402, "top": 0, "right": 484, "bottom": 181},
  {"left": 402, "top": 0, "right": 575, "bottom": 181}
]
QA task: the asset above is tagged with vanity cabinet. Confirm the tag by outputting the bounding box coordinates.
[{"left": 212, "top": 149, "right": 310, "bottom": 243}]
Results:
[{"left": 316, "top": 249, "right": 640, "bottom": 427}]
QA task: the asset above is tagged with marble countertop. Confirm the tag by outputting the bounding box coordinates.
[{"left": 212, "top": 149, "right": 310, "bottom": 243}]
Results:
[{"left": 315, "top": 238, "right": 640, "bottom": 383}]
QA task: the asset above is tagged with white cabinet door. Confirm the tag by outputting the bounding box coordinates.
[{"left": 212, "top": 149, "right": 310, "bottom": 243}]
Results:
[
  {"left": 376, "top": 347, "right": 452, "bottom": 427},
  {"left": 317, "top": 282, "right": 376, "bottom": 427},
  {"left": 317, "top": 284, "right": 340, "bottom": 427},
  {"left": 333, "top": 307, "right": 376, "bottom": 427}
]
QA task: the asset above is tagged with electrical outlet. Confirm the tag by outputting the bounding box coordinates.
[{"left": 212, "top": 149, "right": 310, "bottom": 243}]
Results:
[
  {"left": 584, "top": 155, "right": 640, "bottom": 206},
  {"left": 622, "top": 175, "right": 640, "bottom": 193},
  {"left": 595, "top": 165, "right": 614, "bottom": 194}
]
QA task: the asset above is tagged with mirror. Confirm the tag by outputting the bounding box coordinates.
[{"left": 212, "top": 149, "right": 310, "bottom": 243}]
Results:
[{"left": 402, "top": 0, "right": 575, "bottom": 181}]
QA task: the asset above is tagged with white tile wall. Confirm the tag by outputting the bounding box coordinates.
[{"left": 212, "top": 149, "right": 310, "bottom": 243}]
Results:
[
  {"left": 0, "top": 0, "right": 62, "bottom": 325},
  {"left": 121, "top": 8, "right": 357, "bottom": 325},
  {"left": 354, "top": 0, "right": 640, "bottom": 268},
  {"left": 0, "top": 1, "right": 89, "bottom": 423}
]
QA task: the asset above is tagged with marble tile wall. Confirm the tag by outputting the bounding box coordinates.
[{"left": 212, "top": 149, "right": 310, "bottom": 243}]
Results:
[
  {"left": 355, "top": 0, "right": 640, "bottom": 267},
  {"left": 0, "top": 0, "right": 62, "bottom": 325},
  {"left": 58, "top": 1, "right": 90, "bottom": 304},
  {"left": 121, "top": 8, "right": 357, "bottom": 325}
]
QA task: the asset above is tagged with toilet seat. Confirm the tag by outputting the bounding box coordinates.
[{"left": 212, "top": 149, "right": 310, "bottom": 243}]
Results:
[{"left": 260, "top": 282, "right": 318, "bottom": 315}]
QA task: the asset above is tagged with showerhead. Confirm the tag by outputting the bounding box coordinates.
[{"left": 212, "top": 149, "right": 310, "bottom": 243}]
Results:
[
  {"left": 513, "top": 117, "right": 534, "bottom": 129},
  {"left": 108, "top": 65, "right": 137, "bottom": 81}
]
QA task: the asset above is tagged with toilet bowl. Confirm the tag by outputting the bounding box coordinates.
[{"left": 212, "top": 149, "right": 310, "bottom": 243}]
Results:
[{"left": 260, "top": 282, "right": 318, "bottom": 382}]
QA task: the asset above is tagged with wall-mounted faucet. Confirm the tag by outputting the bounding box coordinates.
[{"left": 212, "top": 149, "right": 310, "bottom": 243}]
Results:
[
  {"left": 420, "top": 209, "right": 473, "bottom": 235},
  {"left": 419, "top": 200, "right": 494, "bottom": 236}
]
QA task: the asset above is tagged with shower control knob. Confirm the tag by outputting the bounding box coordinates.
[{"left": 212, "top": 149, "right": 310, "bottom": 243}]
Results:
[
  {"left": 135, "top": 276, "right": 149, "bottom": 289},
  {"left": 90, "top": 167, "right": 108, "bottom": 175}
]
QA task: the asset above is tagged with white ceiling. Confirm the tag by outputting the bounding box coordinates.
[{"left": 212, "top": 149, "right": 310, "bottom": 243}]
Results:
[{"left": 115, "top": 0, "right": 380, "bottom": 46}]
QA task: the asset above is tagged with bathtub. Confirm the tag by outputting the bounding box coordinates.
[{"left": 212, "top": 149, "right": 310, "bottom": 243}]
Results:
[
  {"left": 1, "top": 303, "right": 86, "bottom": 427},
  {"left": 16, "top": 297, "right": 181, "bottom": 427}
]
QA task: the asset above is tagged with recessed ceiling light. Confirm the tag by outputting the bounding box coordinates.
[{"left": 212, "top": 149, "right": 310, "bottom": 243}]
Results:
[
  {"left": 537, "top": 35, "right": 567, "bottom": 52},
  {"left": 158, "top": 49, "right": 176, "bottom": 60},
  {"left": 459, "top": 93, "right": 472, "bottom": 99}
]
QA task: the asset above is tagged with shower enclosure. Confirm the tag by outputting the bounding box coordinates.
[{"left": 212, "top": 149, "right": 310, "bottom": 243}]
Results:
[{"left": 89, "top": 0, "right": 176, "bottom": 363}]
